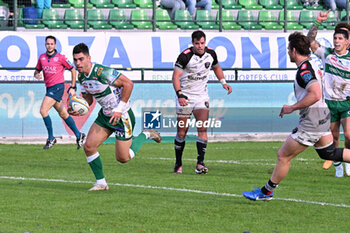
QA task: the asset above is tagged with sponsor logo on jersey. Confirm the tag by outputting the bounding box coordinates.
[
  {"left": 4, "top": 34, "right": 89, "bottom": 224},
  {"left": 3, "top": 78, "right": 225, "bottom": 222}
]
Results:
[
  {"left": 183, "top": 49, "right": 191, "bottom": 54},
  {"left": 124, "top": 118, "right": 132, "bottom": 136},
  {"left": 300, "top": 63, "right": 307, "bottom": 70},
  {"left": 301, "top": 72, "right": 312, "bottom": 82},
  {"left": 331, "top": 56, "right": 338, "bottom": 62},
  {"left": 114, "top": 128, "right": 124, "bottom": 137},
  {"left": 143, "top": 110, "right": 161, "bottom": 129},
  {"left": 300, "top": 70, "right": 310, "bottom": 76},
  {"left": 97, "top": 67, "right": 103, "bottom": 76}
]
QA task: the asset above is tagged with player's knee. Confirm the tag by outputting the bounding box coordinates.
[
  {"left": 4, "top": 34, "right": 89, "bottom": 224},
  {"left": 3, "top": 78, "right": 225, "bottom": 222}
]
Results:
[
  {"left": 40, "top": 109, "right": 47, "bottom": 117},
  {"left": 83, "top": 143, "right": 94, "bottom": 154},
  {"left": 116, "top": 156, "right": 129, "bottom": 163},
  {"left": 59, "top": 110, "right": 68, "bottom": 119},
  {"left": 343, "top": 131, "right": 350, "bottom": 142},
  {"left": 177, "top": 131, "right": 187, "bottom": 139},
  {"left": 315, "top": 143, "right": 344, "bottom": 161}
]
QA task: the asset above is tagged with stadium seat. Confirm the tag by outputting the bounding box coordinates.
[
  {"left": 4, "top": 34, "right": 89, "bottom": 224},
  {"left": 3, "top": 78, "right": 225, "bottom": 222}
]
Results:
[
  {"left": 279, "top": 0, "right": 303, "bottom": 10},
  {"left": 299, "top": 10, "right": 323, "bottom": 29},
  {"left": 212, "top": 0, "right": 219, "bottom": 9},
  {"left": 259, "top": 0, "right": 282, "bottom": 9},
  {"left": 217, "top": 10, "right": 241, "bottom": 30},
  {"left": 305, "top": 2, "right": 323, "bottom": 10},
  {"left": 221, "top": 0, "right": 242, "bottom": 9},
  {"left": 111, "top": 0, "right": 136, "bottom": 8},
  {"left": 64, "top": 9, "right": 86, "bottom": 29},
  {"left": 42, "top": 8, "right": 68, "bottom": 29},
  {"left": 258, "top": 10, "right": 283, "bottom": 30},
  {"left": 68, "top": 0, "right": 93, "bottom": 8},
  {"left": 174, "top": 10, "right": 199, "bottom": 29},
  {"left": 90, "top": 0, "right": 114, "bottom": 8},
  {"left": 238, "top": 0, "right": 263, "bottom": 9},
  {"left": 22, "top": 7, "right": 45, "bottom": 29},
  {"left": 195, "top": 10, "right": 219, "bottom": 30},
  {"left": 87, "top": 9, "right": 112, "bottom": 29},
  {"left": 323, "top": 10, "right": 336, "bottom": 30},
  {"left": 134, "top": 0, "right": 153, "bottom": 8},
  {"left": 237, "top": 10, "right": 262, "bottom": 30},
  {"left": 51, "top": 2, "right": 71, "bottom": 8},
  {"left": 0, "top": 0, "right": 8, "bottom": 7},
  {"left": 340, "top": 10, "right": 349, "bottom": 21},
  {"left": 108, "top": 9, "right": 134, "bottom": 29},
  {"left": 279, "top": 11, "right": 303, "bottom": 30},
  {"left": 131, "top": 9, "right": 153, "bottom": 29},
  {"left": 156, "top": 9, "right": 177, "bottom": 30}
]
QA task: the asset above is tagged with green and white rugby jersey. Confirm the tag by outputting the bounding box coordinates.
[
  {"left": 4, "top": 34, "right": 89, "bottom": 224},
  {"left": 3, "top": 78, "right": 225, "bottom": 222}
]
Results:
[
  {"left": 78, "top": 63, "right": 131, "bottom": 117},
  {"left": 314, "top": 46, "right": 350, "bottom": 101}
]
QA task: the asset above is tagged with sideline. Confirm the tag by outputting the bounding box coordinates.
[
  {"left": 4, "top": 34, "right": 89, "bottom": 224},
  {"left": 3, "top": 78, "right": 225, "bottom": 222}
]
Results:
[{"left": 1, "top": 175, "right": 349, "bottom": 209}]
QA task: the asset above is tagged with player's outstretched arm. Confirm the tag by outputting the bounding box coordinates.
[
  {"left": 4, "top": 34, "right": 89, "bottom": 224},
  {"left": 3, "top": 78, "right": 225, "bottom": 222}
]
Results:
[
  {"left": 307, "top": 9, "right": 330, "bottom": 53},
  {"left": 213, "top": 65, "right": 232, "bottom": 94}
]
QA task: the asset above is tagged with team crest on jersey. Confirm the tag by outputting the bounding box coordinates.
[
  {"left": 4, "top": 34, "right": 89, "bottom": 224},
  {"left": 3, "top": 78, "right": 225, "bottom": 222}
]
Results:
[
  {"left": 54, "top": 57, "right": 58, "bottom": 62},
  {"left": 205, "top": 62, "right": 210, "bottom": 69},
  {"left": 205, "top": 101, "right": 209, "bottom": 108},
  {"left": 97, "top": 67, "right": 103, "bottom": 76}
]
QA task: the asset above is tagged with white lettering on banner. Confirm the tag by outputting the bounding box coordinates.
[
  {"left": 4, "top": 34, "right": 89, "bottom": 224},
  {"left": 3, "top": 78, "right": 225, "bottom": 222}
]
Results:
[
  {"left": 0, "top": 91, "right": 41, "bottom": 118},
  {"left": 163, "top": 118, "right": 222, "bottom": 128}
]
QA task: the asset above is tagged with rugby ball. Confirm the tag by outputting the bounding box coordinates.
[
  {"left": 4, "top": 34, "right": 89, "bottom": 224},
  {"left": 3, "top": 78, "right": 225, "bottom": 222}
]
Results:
[{"left": 70, "top": 96, "right": 89, "bottom": 116}]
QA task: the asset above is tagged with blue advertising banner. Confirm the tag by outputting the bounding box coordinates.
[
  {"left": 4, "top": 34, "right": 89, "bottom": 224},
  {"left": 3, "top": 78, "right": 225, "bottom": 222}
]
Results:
[{"left": 0, "top": 82, "right": 297, "bottom": 137}]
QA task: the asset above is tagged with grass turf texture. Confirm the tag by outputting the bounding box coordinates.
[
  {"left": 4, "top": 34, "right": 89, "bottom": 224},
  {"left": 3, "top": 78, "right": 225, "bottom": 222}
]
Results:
[{"left": 0, "top": 142, "right": 350, "bottom": 233}]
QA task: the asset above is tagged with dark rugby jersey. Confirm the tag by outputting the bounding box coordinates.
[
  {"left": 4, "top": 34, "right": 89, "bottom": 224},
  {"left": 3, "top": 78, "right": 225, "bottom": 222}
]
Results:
[{"left": 175, "top": 47, "right": 219, "bottom": 96}]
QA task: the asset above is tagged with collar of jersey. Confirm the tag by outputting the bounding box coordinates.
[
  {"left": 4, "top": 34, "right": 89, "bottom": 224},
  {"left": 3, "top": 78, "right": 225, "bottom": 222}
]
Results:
[
  {"left": 191, "top": 47, "right": 206, "bottom": 58},
  {"left": 46, "top": 49, "right": 57, "bottom": 58},
  {"left": 46, "top": 49, "right": 57, "bottom": 62},
  {"left": 82, "top": 63, "right": 95, "bottom": 79},
  {"left": 334, "top": 50, "right": 350, "bottom": 58}
]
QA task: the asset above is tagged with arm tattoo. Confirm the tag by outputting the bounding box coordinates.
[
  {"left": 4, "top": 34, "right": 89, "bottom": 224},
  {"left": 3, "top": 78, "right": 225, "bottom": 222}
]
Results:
[{"left": 307, "top": 24, "right": 318, "bottom": 42}]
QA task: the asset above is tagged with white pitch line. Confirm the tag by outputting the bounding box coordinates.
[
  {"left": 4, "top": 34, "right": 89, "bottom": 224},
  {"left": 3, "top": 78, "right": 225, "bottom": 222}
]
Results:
[
  {"left": 142, "top": 157, "right": 318, "bottom": 166},
  {"left": 1, "top": 176, "right": 350, "bottom": 208}
]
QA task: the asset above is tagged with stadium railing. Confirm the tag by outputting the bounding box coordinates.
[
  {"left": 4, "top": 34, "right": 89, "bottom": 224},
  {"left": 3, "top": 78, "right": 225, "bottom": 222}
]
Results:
[{"left": 0, "top": 67, "right": 298, "bottom": 82}]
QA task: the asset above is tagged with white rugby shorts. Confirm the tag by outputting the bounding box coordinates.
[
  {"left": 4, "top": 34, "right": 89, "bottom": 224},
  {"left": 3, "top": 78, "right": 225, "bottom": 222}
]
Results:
[
  {"left": 176, "top": 95, "right": 209, "bottom": 115},
  {"left": 291, "top": 127, "right": 331, "bottom": 147}
]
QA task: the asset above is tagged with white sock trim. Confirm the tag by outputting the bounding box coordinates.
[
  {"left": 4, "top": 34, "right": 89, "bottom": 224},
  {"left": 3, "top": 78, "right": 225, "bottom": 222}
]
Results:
[
  {"left": 129, "top": 149, "right": 135, "bottom": 159},
  {"left": 96, "top": 178, "right": 107, "bottom": 185},
  {"left": 143, "top": 131, "right": 150, "bottom": 139},
  {"left": 86, "top": 152, "right": 100, "bottom": 163}
]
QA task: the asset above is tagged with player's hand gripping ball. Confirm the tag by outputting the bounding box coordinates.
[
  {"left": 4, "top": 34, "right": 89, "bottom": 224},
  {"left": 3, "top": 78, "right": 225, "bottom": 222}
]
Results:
[{"left": 69, "top": 96, "right": 90, "bottom": 116}]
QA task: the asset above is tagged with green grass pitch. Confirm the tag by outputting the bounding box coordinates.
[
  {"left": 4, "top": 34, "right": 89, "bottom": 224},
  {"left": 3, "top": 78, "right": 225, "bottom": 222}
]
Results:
[{"left": 0, "top": 141, "right": 350, "bottom": 233}]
